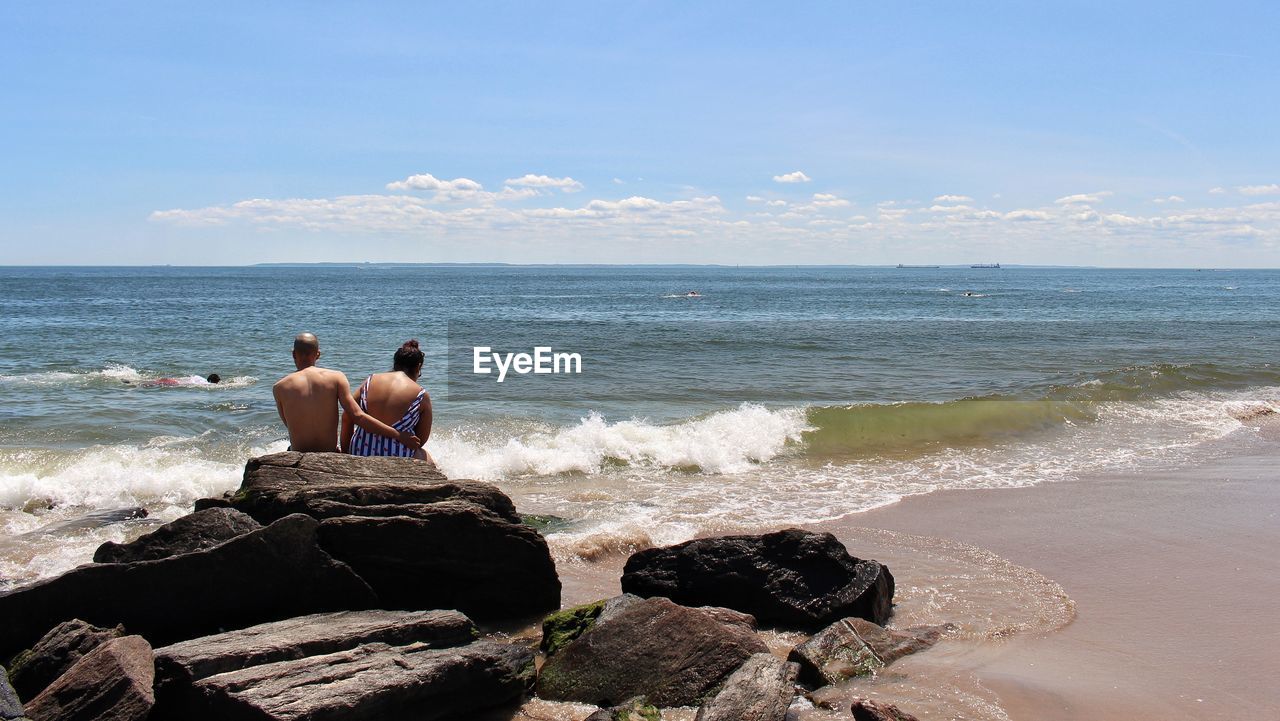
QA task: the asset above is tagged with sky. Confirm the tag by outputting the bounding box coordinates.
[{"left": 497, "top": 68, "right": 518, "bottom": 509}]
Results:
[{"left": 1, "top": 2, "right": 1278, "bottom": 267}]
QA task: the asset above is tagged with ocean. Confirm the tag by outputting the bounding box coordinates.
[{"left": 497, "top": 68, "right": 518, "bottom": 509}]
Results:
[{"left": 1, "top": 265, "right": 1278, "bottom": 587}]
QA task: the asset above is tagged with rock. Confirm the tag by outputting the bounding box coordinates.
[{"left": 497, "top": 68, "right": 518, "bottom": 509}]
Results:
[
  {"left": 698, "top": 606, "right": 758, "bottom": 632},
  {"left": 316, "top": 501, "right": 560, "bottom": 619},
  {"left": 190, "top": 640, "right": 534, "bottom": 721},
  {"left": 1, "top": 666, "right": 24, "bottom": 721},
  {"left": 0, "top": 514, "right": 376, "bottom": 659},
  {"left": 93, "top": 508, "right": 261, "bottom": 563},
  {"left": 788, "top": 618, "right": 950, "bottom": 686},
  {"left": 6, "top": 620, "right": 125, "bottom": 702},
  {"left": 24, "top": 635, "right": 154, "bottom": 721},
  {"left": 695, "top": 653, "right": 798, "bottom": 721},
  {"left": 17, "top": 509, "right": 148, "bottom": 539},
  {"left": 850, "top": 697, "right": 920, "bottom": 721},
  {"left": 583, "top": 697, "right": 660, "bottom": 721},
  {"left": 153, "top": 609, "right": 477, "bottom": 701},
  {"left": 537, "top": 596, "right": 768, "bottom": 707},
  {"left": 621, "top": 528, "right": 894, "bottom": 630},
  {"left": 540, "top": 600, "right": 605, "bottom": 656},
  {"left": 222, "top": 451, "right": 517, "bottom": 524}
]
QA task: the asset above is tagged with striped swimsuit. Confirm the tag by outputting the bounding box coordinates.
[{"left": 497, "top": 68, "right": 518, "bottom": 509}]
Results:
[{"left": 347, "top": 376, "right": 426, "bottom": 458}]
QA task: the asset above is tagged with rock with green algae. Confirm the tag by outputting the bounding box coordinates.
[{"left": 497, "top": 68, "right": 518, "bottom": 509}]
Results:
[
  {"left": 536, "top": 596, "right": 767, "bottom": 707},
  {"left": 584, "top": 697, "right": 661, "bottom": 721},
  {"left": 540, "top": 599, "right": 606, "bottom": 656}
]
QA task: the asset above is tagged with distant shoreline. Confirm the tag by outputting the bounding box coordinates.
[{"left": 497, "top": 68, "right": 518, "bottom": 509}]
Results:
[{"left": 4, "top": 263, "right": 1273, "bottom": 270}]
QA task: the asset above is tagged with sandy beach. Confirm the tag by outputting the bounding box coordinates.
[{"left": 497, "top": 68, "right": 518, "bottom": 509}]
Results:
[{"left": 814, "top": 436, "right": 1280, "bottom": 720}]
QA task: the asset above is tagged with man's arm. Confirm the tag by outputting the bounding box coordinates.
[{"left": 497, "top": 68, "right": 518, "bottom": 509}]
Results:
[
  {"left": 335, "top": 373, "right": 422, "bottom": 449},
  {"left": 272, "top": 383, "right": 288, "bottom": 427}
]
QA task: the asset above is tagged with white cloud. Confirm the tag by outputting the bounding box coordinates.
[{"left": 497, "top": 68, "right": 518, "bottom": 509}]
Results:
[
  {"left": 1004, "top": 210, "right": 1052, "bottom": 221},
  {"left": 1054, "top": 191, "right": 1113, "bottom": 205},
  {"left": 1238, "top": 184, "right": 1280, "bottom": 196},
  {"left": 773, "top": 171, "right": 812, "bottom": 184},
  {"left": 612, "top": 178, "right": 626, "bottom": 185},
  {"left": 503, "top": 174, "right": 584, "bottom": 192},
  {"left": 810, "top": 193, "right": 850, "bottom": 208},
  {"left": 386, "top": 173, "right": 483, "bottom": 193},
  {"left": 746, "top": 195, "right": 765, "bottom": 203},
  {"left": 767, "top": 200, "right": 788, "bottom": 207},
  {"left": 933, "top": 194, "right": 973, "bottom": 203},
  {"left": 1209, "top": 187, "right": 1227, "bottom": 194},
  {"left": 1152, "top": 195, "right": 1185, "bottom": 204}
]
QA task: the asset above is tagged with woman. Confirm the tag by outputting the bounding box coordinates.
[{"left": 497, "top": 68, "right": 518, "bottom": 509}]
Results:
[{"left": 342, "top": 340, "right": 434, "bottom": 461}]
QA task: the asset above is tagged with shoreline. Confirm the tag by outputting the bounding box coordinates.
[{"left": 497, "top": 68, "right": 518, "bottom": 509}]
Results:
[
  {"left": 811, "top": 442, "right": 1280, "bottom": 719},
  {"left": 547, "top": 430, "right": 1280, "bottom": 719}
]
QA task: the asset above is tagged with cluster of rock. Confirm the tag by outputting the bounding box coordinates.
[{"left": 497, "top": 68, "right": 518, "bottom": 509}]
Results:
[{"left": 0, "top": 451, "right": 945, "bottom": 721}]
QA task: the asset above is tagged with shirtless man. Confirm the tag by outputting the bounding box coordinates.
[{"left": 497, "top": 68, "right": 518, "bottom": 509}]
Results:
[{"left": 272, "top": 333, "right": 421, "bottom": 453}]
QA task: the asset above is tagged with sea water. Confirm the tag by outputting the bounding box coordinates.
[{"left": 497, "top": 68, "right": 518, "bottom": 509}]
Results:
[{"left": 1, "top": 265, "right": 1277, "bottom": 586}]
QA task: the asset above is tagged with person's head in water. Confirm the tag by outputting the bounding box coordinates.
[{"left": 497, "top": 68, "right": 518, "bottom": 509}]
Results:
[
  {"left": 393, "top": 339, "right": 425, "bottom": 379},
  {"left": 292, "top": 332, "right": 321, "bottom": 370},
  {"left": 206, "top": 374, "right": 221, "bottom": 384}
]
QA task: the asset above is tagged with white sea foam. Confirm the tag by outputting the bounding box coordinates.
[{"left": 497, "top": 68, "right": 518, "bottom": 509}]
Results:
[
  {"left": 0, "top": 364, "right": 256, "bottom": 389},
  {"left": 431, "top": 403, "right": 810, "bottom": 480}
]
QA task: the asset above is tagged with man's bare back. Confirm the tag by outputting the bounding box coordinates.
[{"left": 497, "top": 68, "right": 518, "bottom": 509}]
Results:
[
  {"left": 273, "top": 366, "right": 350, "bottom": 452},
  {"left": 273, "top": 333, "right": 421, "bottom": 453}
]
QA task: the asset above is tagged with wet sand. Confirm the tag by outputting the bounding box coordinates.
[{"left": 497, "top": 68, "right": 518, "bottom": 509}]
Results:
[{"left": 827, "top": 446, "right": 1280, "bottom": 720}]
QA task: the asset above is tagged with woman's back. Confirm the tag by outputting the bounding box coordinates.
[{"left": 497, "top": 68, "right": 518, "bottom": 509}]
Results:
[
  {"left": 361, "top": 371, "right": 424, "bottom": 426},
  {"left": 343, "top": 340, "right": 433, "bottom": 460}
]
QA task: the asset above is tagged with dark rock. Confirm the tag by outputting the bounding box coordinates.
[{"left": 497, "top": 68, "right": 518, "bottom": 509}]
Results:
[
  {"left": 93, "top": 508, "right": 261, "bottom": 564},
  {"left": 24, "top": 635, "right": 154, "bottom": 721},
  {"left": 0, "top": 666, "right": 24, "bottom": 721},
  {"left": 788, "top": 618, "right": 950, "bottom": 686},
  {"left": 695, "top": 653, "right": 798, "bottom": 721},
  {"left": 317, "top": 501, "right": 560, "bottom": 619},
  {"left": 225, "top": 451, "right": 517, "bottom": 524},
  {"left": 17, "top": 509, "right": 148, "bottom": 539},
  {"left": 584, "top": 697, "right": 660, "bottom": 721},
  {"left": 154, "top": 609, "right": 477, "bottom": 697},
  {"left": 6, "top": 619, "right": 125, "bottom": 702},
  {"left": 537, "top": 596, "right": 768, "bottom": 707},
  {"left": 698, "top": 606, "right": 758, "bottom": 632},
  {"left": 850, "top": 697, "right": 920, "bottom": 721},
  {"left": 0, "top": 514, "right": 376, "bottom": 659},
  {"left": 621, "top": 528, "right": 894, "bottom": 630},
  {"left": 191, "top": 640, "right": 535, "bottom": 721}
]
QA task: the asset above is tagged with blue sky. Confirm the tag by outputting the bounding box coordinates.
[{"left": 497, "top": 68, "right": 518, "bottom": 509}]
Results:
[{"left": 1, "top": 2, "right": 1278, "bottom": 266}]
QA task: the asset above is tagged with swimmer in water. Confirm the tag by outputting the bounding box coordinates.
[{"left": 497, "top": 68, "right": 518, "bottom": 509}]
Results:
[{"left": 129, "top": 373, "right": 221, "bottom": 387}]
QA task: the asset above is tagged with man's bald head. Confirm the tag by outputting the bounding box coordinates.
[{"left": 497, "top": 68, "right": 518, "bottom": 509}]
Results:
[
  {"left": 293, "top": 332, "right": 319, "bottom": 354},
  {"left": 292, "top": 332, "right": 321, "bottom": 369}
]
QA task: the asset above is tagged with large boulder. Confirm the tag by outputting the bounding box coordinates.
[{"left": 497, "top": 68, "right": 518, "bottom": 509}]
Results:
[
  {"left": 212, "top": 452, "right": 518, "bottom": 523},
  {"left": 537, "top": 596, "right": 768, "bottom": 708},
  {"left": 695, "top": 653, "right": 798, "bottom": 721},
  {"left": 788, "top": 618, "right": 950, "bottom": 686},
  {"left": 93, "top": 508, "right": 261, "bottom": 564},
  {"left": 316, "top": 501, "right": 560, "bottom": 619},
  {"left": 23, "top": 635, "right": 154, "bottom": 721},
  {"left": 0, "top": 666, "right": 24, "bottom": 721},
  {"left": 0, "top": 514, "right": 376, "bottom": 659},
  {"left": 6, "top": 620, "right": 124, "bottom": 702},
  {"left": 154, "top": 609, "right": 477, "bottom": 700},
  {"left": 188, "top": 640, "right": 534, "bottom": 721},
  {"left": 621, "top": 529, "right": 894, "bottom": 629}
]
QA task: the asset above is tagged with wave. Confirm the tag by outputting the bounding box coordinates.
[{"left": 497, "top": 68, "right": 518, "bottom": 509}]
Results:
[
  {"left": 0, "top": 364, "right": 256, "bottom": 389},
  {"left": 433, "top": 404, "right": 810, "bottom": 479}
]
